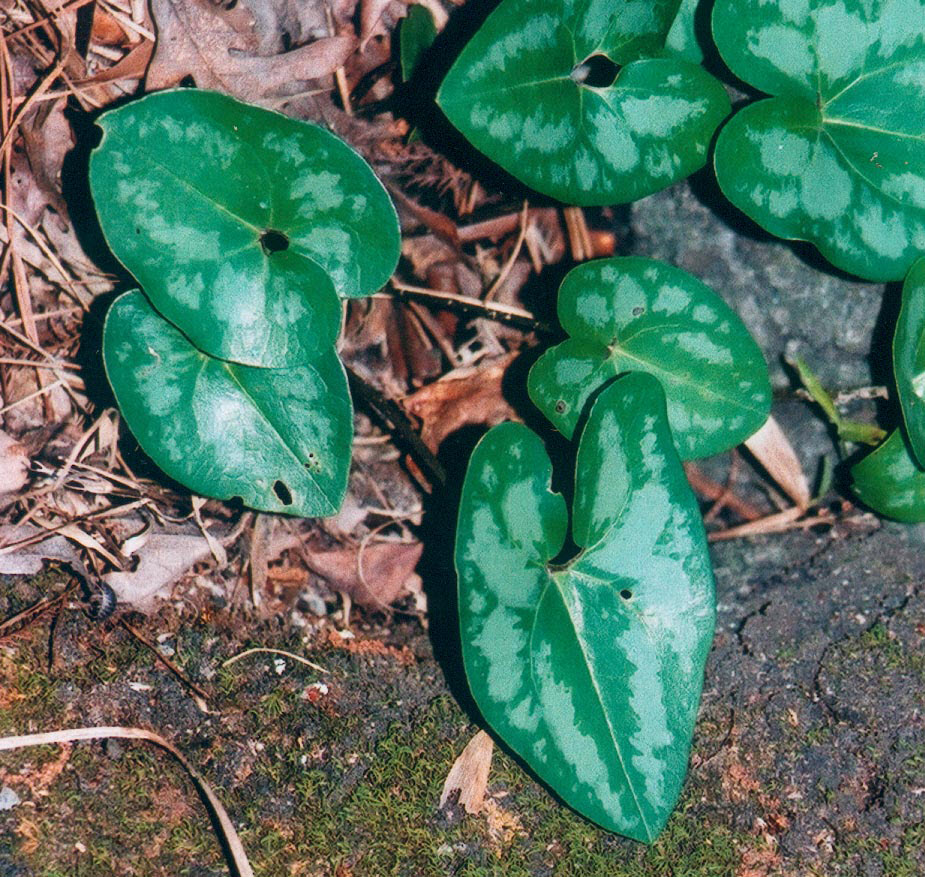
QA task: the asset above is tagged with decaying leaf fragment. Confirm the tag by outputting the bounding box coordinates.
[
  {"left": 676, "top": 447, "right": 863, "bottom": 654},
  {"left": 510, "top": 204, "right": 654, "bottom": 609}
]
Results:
[
  {"left": 304, "top": 540, "right": 423, "bottom": 607},
  {"left": 0, "top": 431, "right": 29, "bottom": 495},
  {"left": 440, "top": 730, "right": 494, "bottom": 815},
  {"left": 403, "top": 354, "right": 518, "bottom": 452}
]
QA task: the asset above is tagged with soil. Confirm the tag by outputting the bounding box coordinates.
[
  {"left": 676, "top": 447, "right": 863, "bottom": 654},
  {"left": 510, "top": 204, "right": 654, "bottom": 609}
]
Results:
[{"left": 1, "top": 520, "right": 924, "bottom": 876}]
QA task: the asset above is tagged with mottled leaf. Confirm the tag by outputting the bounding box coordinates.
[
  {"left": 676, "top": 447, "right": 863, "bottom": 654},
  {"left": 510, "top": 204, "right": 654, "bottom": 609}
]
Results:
[
  {"left": 90, "top": 88, "right": 399, "bottom": 367},
  {"left": 437, "top": 0, "right": 730, "bottom": 205},
  {"left": 713, "top": 0, "right": 925, "bottom": 281},
  {"left": 527, "top": 258, "right": 771, "bottom": 459},
  {"left": 455, "top": 372, "right": 715, "bottom": 841},
  {"left": 400, "top": 4, "right": 437, "bottom": 81},
  {"left": 851, "top": 429, "right": 925, "bottom": 522},
  {"left": 104, "top": 291, "right": 352, "bottom": 517},
  {"left": 894, "top": 258, "right": 925, "bottom": 466},
  {"left": 665, "top": 0, "right": 703, "bottom": 63}
]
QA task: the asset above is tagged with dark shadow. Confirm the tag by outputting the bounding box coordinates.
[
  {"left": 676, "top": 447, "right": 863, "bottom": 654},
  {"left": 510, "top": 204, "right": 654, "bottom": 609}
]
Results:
[
  {"left": 417, "top": 423, "right": 487, "bottom": 720},
  {"left": 60, "top": 101, "right": 135, "bottom": 280},
  {"left": 868, "top": 279, "right": 904, "bottom": 425},
  {"left": 74, "top": 289, "right": 118, "bottom": 411},
  {"left": 390, "top": 0, "right": 566, "bottom": 207}
]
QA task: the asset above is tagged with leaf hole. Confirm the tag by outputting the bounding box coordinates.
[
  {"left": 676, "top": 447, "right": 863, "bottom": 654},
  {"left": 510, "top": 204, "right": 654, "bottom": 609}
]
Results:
[
  {"left": 260, "top": 229, "right": 290, "bottom": 254},
  {"left": 554, "top": 400, "right": 567, "bottom": 414},
  {"left": 619, "top": 589, "right": 633, "bottom": 600},
  {"left": 273, "top": 480, "right": 293, "bottom": 505},
  {"left": 632, "top": 306, "right": 645, "bottom": 317},
  {"left": 304, "top": 452, "right": 322, "bottom": 474},
  {"left": 571, "top": 54, "right": 620, "bottom": 88}
]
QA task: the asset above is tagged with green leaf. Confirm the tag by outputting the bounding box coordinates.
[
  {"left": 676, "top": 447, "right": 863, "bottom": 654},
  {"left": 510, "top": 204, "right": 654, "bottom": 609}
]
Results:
[
  {"left": 527, "top": 257, "right": 771, "bottom": 459},
  {"left": 894, "top": 257, "right": 925, "bottom": 465},
  {"left": 665, "top": 0, "right": 703, "bottom": 63},
  {"left": 104, "top": 290, "right": 352, "bottom": 517},
  {"left": 455, "top": 372, "right": 715, "bottom": 842},
  {"left": 712, "top": 0, "right": 925, "bottom": 281},
  {"left": 401, "top": 4, "right": 437, "bottom": 81},
  {"left": 437, "top": 0, "right": 730, "bottom": 206},
  {"left": 851, "top": 429, "right": 925, "bottom": 522},
  {"left": 90, "top": 88, "right": 400, "bottom": 367}
]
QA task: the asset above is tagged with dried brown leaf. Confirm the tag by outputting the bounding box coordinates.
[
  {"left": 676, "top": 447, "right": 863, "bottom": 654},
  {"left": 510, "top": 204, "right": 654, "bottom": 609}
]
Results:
[
  {"left": 403, "top": 354, "right": 518, "bottom": 452},
  {"left": 304, "top": 540, "right": 422, "bottom": 607},
  {"left": 440, "top": 730, "right": 494, "bottom": 815},
  {"left": 104, "top": 531, "right": 214, "bottom": 611},
  {"left": 0, "top": 430, "right": 29, "bottom": 494},
  {"left": 0, "top": 524, "right": 88, "bottom": 579},
  {"left": 147, "top": 0, "right": 357, "bottom": 102},
  {"left": 360, "top": 0, "right": 406, "bottom": 51},
  {"left": 744, "top": 415, "right": 811, "bottom": 509}
]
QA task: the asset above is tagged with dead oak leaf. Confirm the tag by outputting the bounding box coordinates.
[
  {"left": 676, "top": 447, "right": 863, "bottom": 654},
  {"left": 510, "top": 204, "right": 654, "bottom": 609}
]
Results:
[
  {"left": 403, "top": 354, "right": 519, "bottom": 452},
  {"left": 147, "top": 0, "right": 357, "bottom": 102},
  {"left": 304, "top": 540, "right": 422, "bottom": 607}
]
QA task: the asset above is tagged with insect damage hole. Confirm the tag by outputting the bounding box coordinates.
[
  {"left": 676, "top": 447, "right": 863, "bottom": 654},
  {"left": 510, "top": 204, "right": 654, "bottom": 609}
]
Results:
[
  {"left": 260, "top": 229, "right": 290, "bottom": 254},
  {"left": 619, "top": 589, "right": 633, "bottom": 600},
  {"left": 273, "top": 480, "right": 293, "bottom": 505},
  {"left": 571, "top": 54, "right": 620, "bottom": 88}
]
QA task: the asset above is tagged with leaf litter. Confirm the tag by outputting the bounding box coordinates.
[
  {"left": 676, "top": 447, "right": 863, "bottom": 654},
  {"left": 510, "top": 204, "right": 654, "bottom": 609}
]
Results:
[{"left": 0, "top": 1, "right": 868, "bottom": 873}]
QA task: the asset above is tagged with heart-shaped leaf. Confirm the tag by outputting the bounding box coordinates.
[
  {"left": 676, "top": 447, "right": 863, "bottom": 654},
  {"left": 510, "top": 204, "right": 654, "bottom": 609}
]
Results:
[
  {"left": 437, "top": 0, "right": 730, "bottom": 205},
  {"left": 527, "top": 258, "right": 771, "bottom": 459},
  {"left": 851, "top": 429, "right": 925, "bottom": 522},
  {"left": 104, "top": 290, "right": 352, "bottom": 517},
  {"left": 455, "top": 372, "right": 715, "bottom": 842},
  {"left": 90, "top": 88, "right": 400, "bottom": 367},
  {"left": 712, "top": 0, "right": 925, "bottom": 281},
  {"left": 894, "top": 257, "right": 925, "bottom": 465}
]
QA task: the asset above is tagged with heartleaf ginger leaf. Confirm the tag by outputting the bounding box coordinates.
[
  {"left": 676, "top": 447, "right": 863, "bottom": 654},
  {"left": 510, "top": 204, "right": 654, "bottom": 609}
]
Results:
[
  {"left": 712, "top": 0, "right": 925, "bottom": 281},
  {"left": 437, "top": 0, "right": 730, "bottom": 205},
  {"left": 90, "top": 88, "right": 399, "bottom": 367},
  {"left": 893, "top": 257, "right": 925, "bottom": 466},
  {"left": 527, "top": 258, "right": 771, "bottom": 459},
  {"left": 455, "top": 372, "right": 715, "bottom": 841},
  {"left": 103, "top": 290, "right": 352, "bottom": 517},
  {"left": 852, "top": 429, "right": 925, "bottom": 522}
]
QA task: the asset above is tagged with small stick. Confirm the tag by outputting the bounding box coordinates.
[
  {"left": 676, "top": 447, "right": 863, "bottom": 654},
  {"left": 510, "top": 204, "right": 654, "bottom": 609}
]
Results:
[
  {"left": 222, "top": 647, "right": 328, "bottom": 675},
  {"left": 386, "top": 282, "right": 551, "bottom": 333},
  {"left": 345, "top": 366, "right": 447, "bottom": 487},
  {"left": 119, "top": 618, "right": 211, "bottom": 703},
  {"left": 484, "top": 201, "right": 530, "bottom": 301}
]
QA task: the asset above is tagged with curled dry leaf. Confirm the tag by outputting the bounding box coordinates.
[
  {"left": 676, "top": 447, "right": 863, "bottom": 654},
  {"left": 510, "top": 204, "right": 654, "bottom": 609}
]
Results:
[
  {"left": 743, "top": 415, "right": 811, "bottom": 510},
  {"left": 303, "top": 540, "right": 423, "bottom": 607},
  {"left": 403, "top": 354, "right": 519, "bottom": 452},
  {"left": 105, "top": 531, "right": 214, "bottom": 611},
  {"left": 147, "top": 0, "right": 357, "bottom": 102},
  {"left": 0, "top": 521, "right": 216, "bottom": 612},
  {"left": 0, "top": 431, "right": 29, "bottom": 494},
  {"left": 0, "top": 524, "right": 88, "bottom": 579},
  {"left": 440, "top": 730, "right": 494, "bottom": 815}
]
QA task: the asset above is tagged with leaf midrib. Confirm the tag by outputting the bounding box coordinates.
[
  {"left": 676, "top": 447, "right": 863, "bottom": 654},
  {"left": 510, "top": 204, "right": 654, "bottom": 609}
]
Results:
[
  {"left": 534, "top": 567, "right": 655, "bottom": 841},
  {"left": 605, "top": 327, "right": 767, "bottom": 417}
]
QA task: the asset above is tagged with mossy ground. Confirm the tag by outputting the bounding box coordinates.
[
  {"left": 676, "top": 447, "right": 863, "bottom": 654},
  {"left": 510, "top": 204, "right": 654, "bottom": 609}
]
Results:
[
  {"left": 0, "top": 574, "right": 766, "bottom": 877},
  {"left": 2, "top": 526, "right": 924, "bottom": 877}
]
